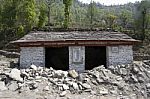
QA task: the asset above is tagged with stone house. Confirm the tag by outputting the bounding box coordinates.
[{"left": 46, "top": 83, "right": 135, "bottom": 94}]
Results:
[{"left": 12, "top": 31, "right": 139, "bottom": 72}]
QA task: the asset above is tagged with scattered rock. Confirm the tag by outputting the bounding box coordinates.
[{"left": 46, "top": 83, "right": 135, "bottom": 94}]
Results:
[
  {"left": 43, "top": 86, "right": 50, "bottom": 91},
  {"left": 60, "top": 91, "right": 67, "bottom": 97},
  {"left": 30, "top": 64, "right": 37, "bottom": 71},
  {"left": 29, "top": 82, "right": 38, "bottom": 90},
  {"left": 130, "top": 75, "right": 138, "bottom": 83},
  {"left": 146, "top": 83, "right": 150, "bottom": 89},
  {"left": 62, "top": 84, "right": 69, "bottom": 90},
  {"left": 72, "top": 82, "right": 79, "bottom": 90},
  {"left": 0, "top": 81, "right": 7, "bottom": 91},
  {"left": 138, "top": 76, "right": 145, "bottom": 83},
  {"left": 21, "top": 71, "right": 29, "bottom": 79},
  {"left": 99, "top": 87, "right": 109, "bottom": 95},
  {"left": 9, "top": 68, "right": 23, "bottom": 82},
  {"left": 0, "top": 60, "right": 149, "bottom": 98},
  {"left": 68, "top": 70, "right": 78, "bottom": 78},
  {"left": 7, "top": 81, "right": 18, "bottom": 91},
  {"left": 132, "top": 66, "right": 139, "bottom": 73},
  {"left": 120, "top": 68, "right": 128, "bottom": 75},
  {"left": 53, "top": 70, "right": 68, "bottom": 79},
  {"left": 80, "top": 83, "right": 91, "bottom": 89}
]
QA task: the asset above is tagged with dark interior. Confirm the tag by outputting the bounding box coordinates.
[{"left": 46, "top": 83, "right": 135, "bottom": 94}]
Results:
[
  {"left": 85, "top": 46, "right": 106, "bottom": 70},
  {"left": 45, "top": 47, "right": 69, "bottom": 70}
]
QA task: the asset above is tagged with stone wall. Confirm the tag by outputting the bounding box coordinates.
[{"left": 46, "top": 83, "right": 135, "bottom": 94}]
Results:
[
  {"left": 69, "top": 46, "right": 85, "bottom": 73},
  {"left": 107, "top": 45, "right": 133, "bottom": 66},
  {"left": 20, "top": 47, "right": 45, "bottom": 68},
  {"left": 19, "top": 45, "right": 133, "bottom": 71}
]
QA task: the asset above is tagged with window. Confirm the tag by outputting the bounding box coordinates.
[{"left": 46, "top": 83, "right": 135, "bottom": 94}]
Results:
[{"left": 111, "top": 47, "right": 119, "bottom": 53}]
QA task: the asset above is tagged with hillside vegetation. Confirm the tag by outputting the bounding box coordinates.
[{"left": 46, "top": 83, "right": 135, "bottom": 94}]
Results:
[{"left": 0, "top": 0, "right": 150, "bottom": 53}]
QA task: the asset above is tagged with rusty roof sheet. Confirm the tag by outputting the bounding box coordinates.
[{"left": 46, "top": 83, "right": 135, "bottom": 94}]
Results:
[{"left": 13, "top": 31, "right": 138, "bottom": 43}]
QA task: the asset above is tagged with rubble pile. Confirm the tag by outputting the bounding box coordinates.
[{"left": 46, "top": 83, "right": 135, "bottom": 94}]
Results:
[{"left": 0, "top": 61, "right": 150, "bottom": 98}]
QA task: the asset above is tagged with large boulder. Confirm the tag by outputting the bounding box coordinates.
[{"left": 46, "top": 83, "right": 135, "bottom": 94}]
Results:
[{"left": 9, "top": 68, "right": 23, "bottom": 82}]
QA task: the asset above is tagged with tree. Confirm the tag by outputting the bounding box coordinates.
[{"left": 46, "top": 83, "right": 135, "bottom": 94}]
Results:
[
  {"left": 103, "top": 13, "right": 117, "bottom": 29},
  {"left": 45, "top": 0, "right": 55, "bottom": 25},
  {"left": 63, "top": 0, "right": 73, "bottom": 28},
  {"left": 38, "top": 2, "right": 48, "bottom": 28},
  {"left": 1, "top": 0, "right": 18, "bottom": 29},
  {"left": 119, "top": 10, "right": 132, "bottom": 29},
  {"left": 136, "top": 0, "right": 150, "bottom": 41},
  {"left": 0, "top": 0, "right": 37, "bottom": 39},
  {"left": 17, "top": 0, "right": 37, "bottom": 31},
  {"left": 0, "top": 0, "right": 3, "bottom": 30}
]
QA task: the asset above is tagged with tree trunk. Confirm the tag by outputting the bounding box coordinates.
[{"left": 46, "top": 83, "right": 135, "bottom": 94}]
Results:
[
  {"left": 48, "top": 6, "right": 51, "bottom": 25},
  {"left": 142, "top": 8, "right": 146, "bottom": 41}
]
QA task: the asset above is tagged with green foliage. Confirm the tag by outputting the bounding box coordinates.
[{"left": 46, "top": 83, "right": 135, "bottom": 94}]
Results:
[
  {"left": 38, "top": 3, "right": 48, "bottom": 28},
  {"left": 119, "top": 10, "right": 132, "bottom": 28},
  {"left": 63, "top": 0, "right": 73, "bottom": 28},
  {"left": 1, "top": 0, "right": 18, "bottom": 28},
  {"left": 16, "top": 25, "right": 25, "bottom": 38},
  {"left": 135, "top": 0, "right": 150, "bottom": 41},
  {"left": 18, "top": 0, "right": 37, "bottom": 31},
  {"left": 0, "top": 0, "right": 150, "bottom": 48},
  {"left": 0, "top": 0, "right": 38, "bottom": 47},
  {"left": 103, "top": 13, "right": 117, "bottom": 29}
]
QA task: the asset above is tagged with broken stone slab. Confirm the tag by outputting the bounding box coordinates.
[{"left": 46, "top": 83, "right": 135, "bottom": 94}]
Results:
[
  {"left": 78, "top": 74, "right": 84, "bottom": 81},
  {"left": 96, "top": 78, "right": 104, "bottom": 84},
  {"left": 60, "top": 91, "right": 67, "bottom": 97},
  {"left": 99, "top": 87, "right": 109, "bottom": 95},
  {"left": 7, "top": 81, "right": 18, "bottom": 91},
  {"left": 80, "top": 83, "right": 91, "bottom": 89},
  {"left": 18, "top": 83, "right": 24, "bottom": 88},
  {"left": 43, "top": 86, "right": 50, "bottom": 91},
  {"left": 130, "top": 75, "right": 138, "bottom": 83},
  {"left": 9, "top": 68, "right": 23, "bottom": 82},
  {"left": 62, "top": 84, "right": 69, "bottom": 90},
  {"left": 0, "top": 81, "right": 7, "bottom": 91},
  {"left": 132, "top": 66, "right": 139, "bottom": 74},
  {"left": 78, "top": 84, "right": 83, "bottom": 90},
  {"left": 68, "top": 70, "right": 78, "bottom": 78},
  {"left": 72, "top": 83, "right": 79, "bottom": 90},
  {"left": 84, "top": 89, "right": 91, "bottom": 92},
  {"left": 30, "top": 64, "right": 37, "bottom": 71},
  {"left": 30, "top": 64, "right": 38, "bottom": 71},
  {"left": 119, "top": 68, "right": 128, "bottom": 76},
  {"left": 116, "top": 76, "right": 123, "bottom": 81},
  {"left": 29, "top": 82, "right": 38, "bottom": 90},
  {"left": 91, "top": 80, "right": 98, "bottom": 85},
  {"left": 20, "top": 71, "right": 29, "bottom": 80},
  {"left": 138, "top": 76, "right": 145, "bottom": 83},
  {"left": 53, "top": 70, "right": 68, "bottom": 79},
  {"left": 146, "top": 83, "right": 150, "bottom": 89}
]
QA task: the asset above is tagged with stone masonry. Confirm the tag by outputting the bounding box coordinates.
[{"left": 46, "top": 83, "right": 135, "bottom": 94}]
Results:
[
  {"left": 69, "top": 46, "right": 85, "bottom": 73},
  {"left": 20, "top": 45, "right": 133, "bottom": 71},
  {"left": 107, "top": 45, "right": 133, "bottom": 66},
  {"left": 20, "top": 47, "right": 45, "bottom": 68}
]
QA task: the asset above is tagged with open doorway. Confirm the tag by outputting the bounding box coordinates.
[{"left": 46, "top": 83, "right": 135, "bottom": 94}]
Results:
[
  {"left": 85, "top": 46, "right": 106, "bottom": 70},
  {"left": 45, "top": 47, "right": 69, "bottom": 71}
]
